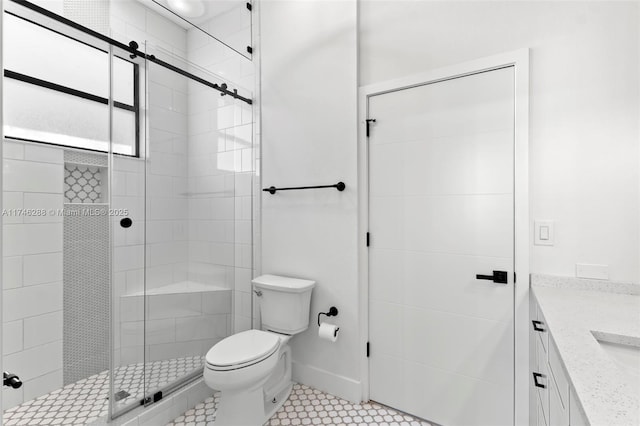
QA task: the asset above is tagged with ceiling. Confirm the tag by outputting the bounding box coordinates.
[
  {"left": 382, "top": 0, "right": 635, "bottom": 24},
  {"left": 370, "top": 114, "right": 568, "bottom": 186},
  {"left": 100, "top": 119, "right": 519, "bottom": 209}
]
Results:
[{"left": 135, "top": 0, "right": 244, "bottom": 28}]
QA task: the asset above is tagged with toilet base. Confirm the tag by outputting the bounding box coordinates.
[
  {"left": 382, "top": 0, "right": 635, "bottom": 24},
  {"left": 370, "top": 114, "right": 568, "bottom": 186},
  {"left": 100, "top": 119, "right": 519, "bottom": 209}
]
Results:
[
  {"left": 212, "top": 344, "right": 293, "bottom": 425},
  {"left": 264, "top": 381, "right": 293, "bottom": 421}
]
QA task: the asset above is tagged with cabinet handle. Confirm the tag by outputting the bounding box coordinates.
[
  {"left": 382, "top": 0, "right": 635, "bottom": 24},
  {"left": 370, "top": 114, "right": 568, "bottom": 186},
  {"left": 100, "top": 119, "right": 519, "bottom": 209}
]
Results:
[
  {"left": 532, "top": 372, "right": 546, "bottom": 389},
  {"left": 532, "top": 320, "right": 546, "bottom": 332}
]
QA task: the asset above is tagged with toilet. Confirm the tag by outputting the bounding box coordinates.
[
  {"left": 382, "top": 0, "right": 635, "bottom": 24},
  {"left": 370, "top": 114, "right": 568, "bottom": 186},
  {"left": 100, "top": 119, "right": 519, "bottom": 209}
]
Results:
[{"left": 204, "top": 274, "right": 316, "bottom": 426}]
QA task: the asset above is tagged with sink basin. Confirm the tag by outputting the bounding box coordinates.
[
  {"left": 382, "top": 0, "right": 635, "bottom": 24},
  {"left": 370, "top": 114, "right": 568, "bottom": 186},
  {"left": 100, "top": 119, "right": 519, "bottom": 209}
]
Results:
[{"left": 592, "top": 331, "right": 640, "bottom": 380}]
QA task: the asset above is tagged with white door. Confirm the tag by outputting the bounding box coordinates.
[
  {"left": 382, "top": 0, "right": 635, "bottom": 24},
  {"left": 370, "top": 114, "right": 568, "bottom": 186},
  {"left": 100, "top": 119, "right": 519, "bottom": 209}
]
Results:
[{"left": 368, "top": 67, "right": 515, "bottom": 426}]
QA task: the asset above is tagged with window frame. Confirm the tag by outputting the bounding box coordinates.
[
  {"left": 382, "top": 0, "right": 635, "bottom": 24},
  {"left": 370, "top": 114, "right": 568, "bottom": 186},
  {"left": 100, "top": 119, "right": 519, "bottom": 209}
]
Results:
[{"left": 3, "top": 11, "right": 140, "bottom": 158}]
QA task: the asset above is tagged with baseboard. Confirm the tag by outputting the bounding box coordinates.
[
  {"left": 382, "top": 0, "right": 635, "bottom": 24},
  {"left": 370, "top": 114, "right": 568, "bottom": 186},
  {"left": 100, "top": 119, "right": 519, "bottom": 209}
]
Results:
[{"left": 292, "top": 361, "right": 362, "bottom": 404}]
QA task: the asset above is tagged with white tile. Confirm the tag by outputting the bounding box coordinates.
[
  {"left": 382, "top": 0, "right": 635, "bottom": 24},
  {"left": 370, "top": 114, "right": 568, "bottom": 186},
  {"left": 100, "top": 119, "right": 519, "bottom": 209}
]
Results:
[
  {"left": 3, "top": 141, "right": 25, "bottom": 159},
  {"left": 2, "top": 223, "right": 63, "bottom": 256},
  {"left": 202, "top": 291, "right": 232, "bottom": 315},
  {"left": 233, "top": 267, "right": 252, "bottom": 293},
  {"left": 120, "top": 345, "right": 144, "bottom": 365},
  {"left": 149, "top": 81, "right": 173, "bottom": 111},
  {"left": 234, "top": 291, "right": 252, "bottom": 318},
  {"left": 113, "top": 244, "right": 144, "bottom": 272},
  {"left": 3, "top": 320, "right": 23, "bottom": 355},
  {"left": 23, "top": 193, "right": 63, "bottom": 223},
  {"left": 175, "top": 315, "right": 227, "bottom": 341},
  {"left": 217, "top": 105, "right": 235, "bottom": 129},
  {"left": 211, "top": 243, "right": 234, "bottom": 266},
  {"left": 2, "top": 385, "right": 24, "bottom": 410},
  {"left": 146, "top": 264, "right": 176, "bottom": 289},
  {"left": 146, "top": 319, "right": 177, "bottom": 345},
  {"left": 3, "top": 191, "right": 24, "bottom": 224},
  {"left": 23, "top": 310, "right": 63, "bottom": 349},
  {"left": 3, "top": 281, "right": 62, "bottom": 322},
  {"left": 147, "top": 341, "right": 201, "bottom": 361},
  {"left": 235, "top": 172, "right": 252, "bottom": 196},
  {"left": 3, "top": 340, "right": 62, "bottom": 381},
  {"left": 23, "top": 252, "right": 63, "bottom": 286},
  {"left": 24, "top": 144, "right": 63, "bottom": 164},
  {"left": 22, "top": 368, "right": 63, "bottom": 401},
  {"left": 120, "top": 295, "right": 144, "bottom": 322},
  {"left": 126, "top": 268, "right": 145, "bottom": 295},
  {"left": 3, "top": 159, "right": 63, "bottom": 193},
  {"left": 233, "top": 315, "right": 250, "bottom": 333},
  {"left": 145, "top": 11, "right": 186, "bottom": 50},
  {"left": 147, "top": 293, "right": 202, "bottom": 320},
  {"left": 235, "top": 220, "right": 251, "bottom": 244},
  {"left": 119, "top": 321, "right": 144, "bottom": 347},
  {"left": 3, "top": 256, "right": 23, "bottom": 289},
  {"left": 147, "top": 241, "right": 188, "bottom": 267}
]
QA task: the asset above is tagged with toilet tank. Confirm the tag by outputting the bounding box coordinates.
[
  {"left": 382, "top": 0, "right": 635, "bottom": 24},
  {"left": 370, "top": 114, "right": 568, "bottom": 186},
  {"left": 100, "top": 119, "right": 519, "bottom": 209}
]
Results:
[{"left": 252, "top": 275, "right": 316, "bottom": 335}]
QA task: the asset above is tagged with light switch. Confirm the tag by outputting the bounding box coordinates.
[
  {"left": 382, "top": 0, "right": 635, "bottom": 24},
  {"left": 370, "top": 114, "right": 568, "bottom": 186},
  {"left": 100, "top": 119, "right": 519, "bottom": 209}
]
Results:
[
  {"left": 539, "top": 226, "right": 550, "bottom": 240},
  {"left": 534, "top": 221, "right": 554, "bottom": 246}
]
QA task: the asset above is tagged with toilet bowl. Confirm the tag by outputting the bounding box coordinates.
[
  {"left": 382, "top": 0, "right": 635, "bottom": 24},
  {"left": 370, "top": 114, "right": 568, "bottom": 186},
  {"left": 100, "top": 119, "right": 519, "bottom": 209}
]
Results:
[{"left": 203, "top": 275, "right": 315, "bottom": 426}]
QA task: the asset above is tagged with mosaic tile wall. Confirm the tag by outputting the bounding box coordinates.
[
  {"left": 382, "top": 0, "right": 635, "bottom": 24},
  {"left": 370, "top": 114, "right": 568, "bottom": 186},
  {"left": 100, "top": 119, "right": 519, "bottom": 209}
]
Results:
[
  {"left": 63, "top": 203, "right": 109, "bottom": 385},
  {"left": 64, "top": 164, "right": 103, "bottom": 204}
]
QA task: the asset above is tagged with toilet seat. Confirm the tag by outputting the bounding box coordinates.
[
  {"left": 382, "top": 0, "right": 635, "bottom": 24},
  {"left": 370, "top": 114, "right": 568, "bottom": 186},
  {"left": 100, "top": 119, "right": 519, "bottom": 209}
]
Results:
[{"left": 206, "top": 329, "right": 280, "bottom": 371}]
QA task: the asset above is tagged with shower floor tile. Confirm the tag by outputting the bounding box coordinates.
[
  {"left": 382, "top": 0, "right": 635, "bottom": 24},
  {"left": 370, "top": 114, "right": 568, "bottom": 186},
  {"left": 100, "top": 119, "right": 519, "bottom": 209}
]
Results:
[
  {"left": 3, "top": 356, "right": 204, "bottom": 426},
  {"left": 167, "top": 383, "right": 433, "bottom": 426}
]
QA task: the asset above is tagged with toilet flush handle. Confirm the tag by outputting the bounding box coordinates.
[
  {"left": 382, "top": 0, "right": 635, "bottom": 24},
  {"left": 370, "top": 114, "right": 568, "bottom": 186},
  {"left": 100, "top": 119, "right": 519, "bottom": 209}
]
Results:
[{"left": 253, "top": 289, "right": 262, "bottom": 297}]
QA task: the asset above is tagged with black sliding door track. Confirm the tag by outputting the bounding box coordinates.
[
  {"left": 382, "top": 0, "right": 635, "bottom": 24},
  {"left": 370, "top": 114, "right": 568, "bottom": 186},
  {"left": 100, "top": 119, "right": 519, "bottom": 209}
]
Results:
[{"left": 8, "top": 0, "right": 253, "bottom": 106}]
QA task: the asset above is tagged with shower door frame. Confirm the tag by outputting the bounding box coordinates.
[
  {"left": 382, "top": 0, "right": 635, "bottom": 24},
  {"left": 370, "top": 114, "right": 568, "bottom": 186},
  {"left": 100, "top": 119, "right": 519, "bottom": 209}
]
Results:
[{"left": 357, "top": 49, "right": 530, "bottom": 426}]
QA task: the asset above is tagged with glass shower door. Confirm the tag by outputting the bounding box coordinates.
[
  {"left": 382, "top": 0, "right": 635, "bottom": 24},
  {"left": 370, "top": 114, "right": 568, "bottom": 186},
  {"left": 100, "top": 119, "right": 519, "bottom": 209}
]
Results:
[
  {"left": 109, "top": 43, "right": 148, "bottom": 418},
  {"left": 141, "top": 43, "right": 244, "bottom": 404}
]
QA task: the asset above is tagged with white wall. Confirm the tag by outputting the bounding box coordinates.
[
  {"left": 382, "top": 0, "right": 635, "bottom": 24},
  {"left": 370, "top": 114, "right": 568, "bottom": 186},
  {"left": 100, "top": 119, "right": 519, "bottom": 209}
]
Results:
[
  {"left": 260, "top": 0, "right": 360, "bottom": 402},
  {"left": 360, "top": 0, "right": 640, "bottom": 283}
]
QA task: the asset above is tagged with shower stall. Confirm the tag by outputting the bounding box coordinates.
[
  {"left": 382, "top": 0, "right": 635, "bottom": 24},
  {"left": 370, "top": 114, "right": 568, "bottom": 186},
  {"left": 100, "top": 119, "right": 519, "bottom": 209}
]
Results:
[{"left": 1, "top": 0, "right": 255, "bottom": 423}]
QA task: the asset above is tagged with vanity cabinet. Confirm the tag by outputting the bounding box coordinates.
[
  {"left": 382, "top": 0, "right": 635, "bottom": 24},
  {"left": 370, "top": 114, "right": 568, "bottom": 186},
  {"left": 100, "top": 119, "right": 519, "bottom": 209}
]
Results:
[{"left": 530, "top": 295, "right": 589, "bottom": 426}]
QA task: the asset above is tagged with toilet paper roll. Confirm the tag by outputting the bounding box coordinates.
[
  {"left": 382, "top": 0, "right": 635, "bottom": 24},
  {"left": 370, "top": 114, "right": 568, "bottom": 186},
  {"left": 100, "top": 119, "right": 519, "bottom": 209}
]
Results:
[{"left": 318, "top": 322, "right": 340, "bottom": 342}]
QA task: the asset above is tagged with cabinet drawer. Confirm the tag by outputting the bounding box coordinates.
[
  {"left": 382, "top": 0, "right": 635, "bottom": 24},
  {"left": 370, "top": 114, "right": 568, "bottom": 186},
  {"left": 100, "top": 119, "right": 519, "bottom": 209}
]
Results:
[
  {"left": 548, "top": 337, "right": 570, "bottom": 410},
  {"left": 537, "top": 391, "right": 548, "bottom": 426},
  {"left": 534, "top": 336, "right": 549, "bottom": 422},
  {"left": 535, "top": 304, "right": 549, "bottom": 354},
  {"left": 550, "top": 372, "right": 569, "bottom": 426}
]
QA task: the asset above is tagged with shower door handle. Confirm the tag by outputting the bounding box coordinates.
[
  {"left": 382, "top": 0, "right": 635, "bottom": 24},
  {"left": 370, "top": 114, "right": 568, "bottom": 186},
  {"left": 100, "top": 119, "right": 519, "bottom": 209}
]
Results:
[{"left": 476, "top": 270, "right": 508, "bottom": 284}]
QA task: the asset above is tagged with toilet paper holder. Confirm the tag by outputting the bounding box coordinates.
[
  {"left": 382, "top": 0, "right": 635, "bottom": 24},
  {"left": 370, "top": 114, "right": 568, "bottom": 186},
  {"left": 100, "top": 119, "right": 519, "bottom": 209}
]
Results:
[{"left": 317, "top": 306, "right": 338, "bottom": 326}]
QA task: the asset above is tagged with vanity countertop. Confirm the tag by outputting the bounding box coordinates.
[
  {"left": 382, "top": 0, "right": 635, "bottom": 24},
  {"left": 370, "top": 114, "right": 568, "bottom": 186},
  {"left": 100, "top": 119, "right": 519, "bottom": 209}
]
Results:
[{"left": 532, "top": 279, "right": 640, "bottom": 426}]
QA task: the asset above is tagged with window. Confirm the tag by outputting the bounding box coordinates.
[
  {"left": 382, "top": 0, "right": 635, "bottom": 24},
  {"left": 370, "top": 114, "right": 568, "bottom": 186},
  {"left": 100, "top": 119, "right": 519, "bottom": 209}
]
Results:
[{"left": 3, "top": 12, "right": 139, "bottom": 156}]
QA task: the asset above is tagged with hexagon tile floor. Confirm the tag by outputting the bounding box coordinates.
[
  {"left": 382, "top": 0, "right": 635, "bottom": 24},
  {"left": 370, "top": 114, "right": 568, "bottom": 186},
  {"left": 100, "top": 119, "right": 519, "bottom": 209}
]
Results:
[{"left": 166, "top": 383, "right": 433, "bottom": 426}]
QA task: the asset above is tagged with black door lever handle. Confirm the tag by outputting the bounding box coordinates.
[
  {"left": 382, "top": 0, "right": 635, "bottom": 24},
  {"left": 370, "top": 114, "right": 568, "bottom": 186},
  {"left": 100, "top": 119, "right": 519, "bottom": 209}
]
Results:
[{"left": 476, "top": 270, "right": 508, "bottom": 284}]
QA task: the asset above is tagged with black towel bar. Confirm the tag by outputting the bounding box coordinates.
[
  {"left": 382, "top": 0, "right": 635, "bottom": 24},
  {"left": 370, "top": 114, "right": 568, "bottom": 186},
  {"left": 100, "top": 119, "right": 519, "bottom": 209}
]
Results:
[{"left": 263, "top": 182, "right": 345, "bottom": 194}]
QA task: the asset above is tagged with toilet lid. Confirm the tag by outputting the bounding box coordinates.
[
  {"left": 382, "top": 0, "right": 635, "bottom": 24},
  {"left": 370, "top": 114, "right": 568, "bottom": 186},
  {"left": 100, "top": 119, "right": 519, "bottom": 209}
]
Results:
[{"left": 206, "top": 330, "right": 280, "bottom": 368}]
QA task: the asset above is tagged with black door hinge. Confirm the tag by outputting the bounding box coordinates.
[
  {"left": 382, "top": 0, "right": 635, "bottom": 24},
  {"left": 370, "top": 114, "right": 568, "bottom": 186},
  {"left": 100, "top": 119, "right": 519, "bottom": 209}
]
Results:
[
  {"left": 246, "top": 2, "right": 252, "bottom": 11},
  {"left": 514, "top": 272, "right": 517, "bottom": 284},
  {"left": 366, "top": 342, "right": 370, "bottom": 357},
  {"left": 365, "top": 119, "right": 376, "bottom": 138},
  {"left": 366, "top": 232, "right": 370, "bottom": 247},
  {"left": 247, "top": 46, "right": 253, "bottom": 54},
  {"left": 153, "top": 391, "right": 162, "bottom": 402}
]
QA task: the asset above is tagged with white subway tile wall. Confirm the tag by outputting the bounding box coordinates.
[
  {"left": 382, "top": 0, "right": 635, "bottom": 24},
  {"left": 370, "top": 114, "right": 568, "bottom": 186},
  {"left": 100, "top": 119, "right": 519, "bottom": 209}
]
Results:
[{"left": 2, "top": 142, "right": 65, "bottom": 407}]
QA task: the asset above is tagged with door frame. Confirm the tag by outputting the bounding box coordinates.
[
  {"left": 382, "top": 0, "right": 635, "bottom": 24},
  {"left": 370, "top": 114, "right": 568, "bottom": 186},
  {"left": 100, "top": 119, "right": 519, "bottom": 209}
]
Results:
[{"left": 357, "top": 49, "right": 530, "bottom": 425}]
